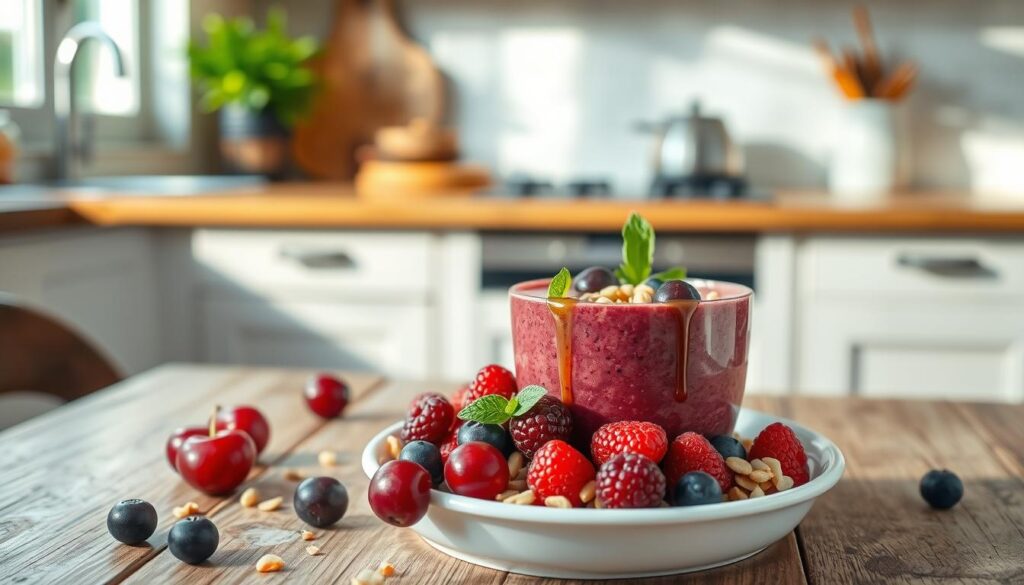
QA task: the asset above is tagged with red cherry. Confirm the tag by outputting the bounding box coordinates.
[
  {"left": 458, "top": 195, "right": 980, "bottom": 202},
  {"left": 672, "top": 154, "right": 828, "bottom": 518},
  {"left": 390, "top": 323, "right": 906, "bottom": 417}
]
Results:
[
  {"left": 368, "top": 460, "right": 432, "bottom": 527},
  {"left": 304, "top": 374, "right": 350, "bottom": 419},
  {"left": 165, "top": 426, "right": 207, "bottom": 472},
  {"left": 176, "top": 427, "right": 256, "bottom": 495},
  {"left": 444, "top": 442, "right": 510, "bottom": 500},
  {"left": 216, "top": 405, "right": 271, "bottom": 455}
]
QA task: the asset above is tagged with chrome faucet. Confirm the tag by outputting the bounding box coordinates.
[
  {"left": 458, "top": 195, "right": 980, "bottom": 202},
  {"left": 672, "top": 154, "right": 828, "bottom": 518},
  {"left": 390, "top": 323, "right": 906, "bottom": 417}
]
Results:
[{"left": 53, "top": 22, "right": 127, "bottom": 181}]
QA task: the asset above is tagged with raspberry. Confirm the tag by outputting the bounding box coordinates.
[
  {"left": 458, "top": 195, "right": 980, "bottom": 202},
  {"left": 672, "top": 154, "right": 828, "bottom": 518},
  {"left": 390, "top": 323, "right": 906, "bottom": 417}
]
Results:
[
  {"left": 590, "top": 421, "right": 668, "bottom": 466},
  {"left": 450, "top": 385, "right": 472, "bottom": 413},
  {"left": 527, "top": 440, "right": 595, "bottom": 507},
  {"left": 508, "top": 395, "right": 573, "bottom": 458},
  {"left": 466, "top": 364, "right": 517, "bottom": 403},
  {"left": 595, "top": 453, "right": 666, "bottom": 509},
  {"left": 662, "top": 432, "right": 732, "bottom": 493},
  {"left": 400, "top": 393, "right": 454, "bottom": 444},
  {"left": 749, "top": 422, "right": 810, "bottom": 486},
  {"left": 439, "top": 428, "right": 460, "bottom": 464}
]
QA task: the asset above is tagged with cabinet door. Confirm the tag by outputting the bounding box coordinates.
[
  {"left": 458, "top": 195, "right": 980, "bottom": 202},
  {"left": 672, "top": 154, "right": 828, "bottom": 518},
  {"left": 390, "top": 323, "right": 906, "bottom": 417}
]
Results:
[{"left": 201, "top": 299, "right": 433, "bottom": 378}]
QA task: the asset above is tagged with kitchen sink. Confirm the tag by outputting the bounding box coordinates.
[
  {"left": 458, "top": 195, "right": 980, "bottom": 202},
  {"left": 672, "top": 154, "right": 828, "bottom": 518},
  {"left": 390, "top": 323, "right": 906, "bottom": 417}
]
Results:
[{"left": 0, "top": 175, "right": 265, "bottom": 198}]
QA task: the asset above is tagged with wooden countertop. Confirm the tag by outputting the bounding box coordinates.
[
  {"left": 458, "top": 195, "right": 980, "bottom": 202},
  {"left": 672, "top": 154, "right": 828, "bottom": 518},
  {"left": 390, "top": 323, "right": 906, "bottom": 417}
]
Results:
[
  {"left": 5, "top": 182, "right": 1024, "bottom": 233},
  {"left": 3, "top": 364, "right": 1021, "bottom": 584}
]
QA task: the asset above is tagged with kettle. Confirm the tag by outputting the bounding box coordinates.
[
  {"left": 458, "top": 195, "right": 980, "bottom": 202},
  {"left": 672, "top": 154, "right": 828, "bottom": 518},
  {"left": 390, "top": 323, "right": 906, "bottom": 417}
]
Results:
[{"left": 636, "top": 101, "right": 743, "bottom": 180}]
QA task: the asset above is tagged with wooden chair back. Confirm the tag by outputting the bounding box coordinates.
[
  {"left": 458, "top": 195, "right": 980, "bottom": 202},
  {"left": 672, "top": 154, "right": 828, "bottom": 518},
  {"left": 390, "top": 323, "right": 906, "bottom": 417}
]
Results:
[{"left": 0, "top": 298, "right": 120, "bottom": 402}]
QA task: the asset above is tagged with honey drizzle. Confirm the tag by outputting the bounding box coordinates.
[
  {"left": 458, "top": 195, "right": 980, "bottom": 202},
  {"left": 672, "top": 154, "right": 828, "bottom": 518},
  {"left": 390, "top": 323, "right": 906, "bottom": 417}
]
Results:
[
  {"left": 668, "top": 300, "right": 700, "bottom": 403},
  {"left": 547, "top": 297, "right": 577, "bottom": 405}
]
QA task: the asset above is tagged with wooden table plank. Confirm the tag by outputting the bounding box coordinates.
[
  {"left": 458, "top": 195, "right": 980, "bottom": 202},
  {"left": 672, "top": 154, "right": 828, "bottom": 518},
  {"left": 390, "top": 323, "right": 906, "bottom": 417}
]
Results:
[
  {"left": 0, "top": 365, "right": 383, "bottom": 585},
  {"left": 786, "top": 397, "right": 1024, "bottom": 585}
]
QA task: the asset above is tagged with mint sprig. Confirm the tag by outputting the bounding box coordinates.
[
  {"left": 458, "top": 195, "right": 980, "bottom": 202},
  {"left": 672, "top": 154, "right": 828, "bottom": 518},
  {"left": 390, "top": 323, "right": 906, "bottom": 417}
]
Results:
[
  {"left": 615, "top": 212, "right": 655, "bottom": 285},
  {"left": 458, "top": 385, "right": 549, "bottom": 425},
  {"left": 652, "top": 266, "right": 687, "bottom": 281},
  {"left": 547, "top": 267, "right": 572, "bottom": 298}
]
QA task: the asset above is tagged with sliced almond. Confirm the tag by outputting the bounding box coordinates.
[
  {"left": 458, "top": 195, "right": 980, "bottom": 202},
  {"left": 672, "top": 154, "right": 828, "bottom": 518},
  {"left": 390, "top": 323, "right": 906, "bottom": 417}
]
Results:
[
  {"left": 544, "top": 495, "right": 572, "bottom": 509},
  {"left": 763, "top": 457, "right": 785, "bottom": 488},
  {"left": 777, "top": 475, "right": 795, "bottom": 491},
  {"left": 725, "top": 457, "right": 753, "bottom": 475},
  {"left": 750, "top": 458, "right": 770, "bottom": 472},
  {"left": 255, "top": 554, "right": 285, "bottom": 573},
  {"left": 504, "top": 490, "right": 536, "bottom": 505},
  {"left": 749, "top": 469, "right": 773, "bottom": 483},
  {"left": 507, "top": 452, "right": 525, "bottom": 479},
  {"left": 378, "top": 562, "right": 396, "bottom": 577},
  {"left": 351, "top": 568, "right": 384, "bottom": 585},
  {"left": 318, "top": 450, "right": 338, "bottom": 468},
  {"left": 579, "top": 480, "right": 597, "bottom": 504},
  {"left": 727, "top": 486, "right": 749, "bottom": 501},
  {"left": 257, "top": 496, "right": 283, "bottom": 512},
  {"left": 495, "top": 490, "right": 519, "bottom": 502},
  {"left": 283, "top": 469, "right": 305, "bottom": 481},
  {"left": 749, "top": 485, "right": 766, "bottom": 498},
  {"left": 172, "top": 501, "right": 200, "bottom": 519},
  {"left": 306, "top": 545, "right": 322, "bottom": 556},
  {"left": 386, "top": 436, "right": 403, "bottom": 461},
  {"left": 599, "top": 285, "right": 619, "bottom": 299},
  {"left": 741, "top": 438, "right": 754, "bottom": 451},
  {"left": 735, "top": 474, "right": 759, "bottom": 492},
  {"left": 240, "top": 488, "right": 259, "bottom": 508},
  {"left": 596, "top": 296, "right": 613, "bottom": 304},
  {"left": 301, "top": 530, "right": 316, "bottom": 541}
]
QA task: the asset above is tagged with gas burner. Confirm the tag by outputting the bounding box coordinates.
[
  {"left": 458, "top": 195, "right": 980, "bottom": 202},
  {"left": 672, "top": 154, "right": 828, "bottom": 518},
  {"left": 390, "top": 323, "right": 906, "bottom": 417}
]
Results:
[
  {"left": 566, "top": 180, "right": 612, "bottom": 197},
  {"left": 504, "top": 176, "right": 614, "bottom": 198},
  {"left": 506, "top": 178, "right": 554, "bottom": 196},
  {"left": 650, "top": 175, "right": 748, "bottom": 199}
]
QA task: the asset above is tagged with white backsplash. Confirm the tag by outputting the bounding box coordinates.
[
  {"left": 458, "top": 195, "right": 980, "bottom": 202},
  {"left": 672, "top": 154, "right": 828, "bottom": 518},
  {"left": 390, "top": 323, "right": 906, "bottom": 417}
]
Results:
[{"left": 268, "top": 0, "right": 1024, "bottom": 195}]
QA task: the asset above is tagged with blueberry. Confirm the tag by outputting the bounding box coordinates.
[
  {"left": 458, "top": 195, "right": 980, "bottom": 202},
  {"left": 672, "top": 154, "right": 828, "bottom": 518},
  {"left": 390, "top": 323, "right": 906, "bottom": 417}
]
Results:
[
  {"left": 574, "top": 266, "right": 617, "bottom": 294},
  {"left": 920, "top": 469, "right": 963, "bottom": 510},
  {"left": 167, "top": 516, "right": 219, "bottom": 564},
  {"left": 709, "top": 435, "right": 747, "bottom": 461},
  {"left": 644, "top": 277, "right": 664, "bottom": 290},
  {"left": 457, "top": 421, "right": 514, "bottom": 456},
  {"left": 654, "top": 280, "right": 701, "bottom": 302},
  {"left": 106, "top": 498, "right": 157, "bottom": 545},
  {"left": 672, "top": 471, "right": 723, "bottom": 506},
  {"left": 399, "top": 440, "right": 443, "bottom": 486},
  {"left": 294, "top": 476, "right": 349, "bottom": 527}
]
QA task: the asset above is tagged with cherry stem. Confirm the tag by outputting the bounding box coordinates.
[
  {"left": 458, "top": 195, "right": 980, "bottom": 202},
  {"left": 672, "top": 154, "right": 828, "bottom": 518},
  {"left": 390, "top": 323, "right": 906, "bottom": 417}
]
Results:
[{"left": 209, "top": 405, "right": 220, "bottom": 437}]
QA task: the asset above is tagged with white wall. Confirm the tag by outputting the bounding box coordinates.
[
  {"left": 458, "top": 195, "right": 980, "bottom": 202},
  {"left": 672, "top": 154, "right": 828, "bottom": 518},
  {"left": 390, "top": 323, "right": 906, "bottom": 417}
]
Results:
[{"left": 263, "top": 0, "right": 1024, "bottom": 195}]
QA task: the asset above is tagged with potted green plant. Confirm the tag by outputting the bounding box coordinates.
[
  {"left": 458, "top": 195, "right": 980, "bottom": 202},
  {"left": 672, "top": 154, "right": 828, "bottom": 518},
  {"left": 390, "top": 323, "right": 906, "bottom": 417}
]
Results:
[{"left": 188, "top": 9, "right": 320, "bottom": 178}]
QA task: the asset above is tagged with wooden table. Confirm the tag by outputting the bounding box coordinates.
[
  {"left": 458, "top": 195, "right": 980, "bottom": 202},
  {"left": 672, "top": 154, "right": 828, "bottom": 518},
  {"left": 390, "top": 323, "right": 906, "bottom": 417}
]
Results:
[{"left": 1, "top": 365, "right": 1022, "bottom": 584}]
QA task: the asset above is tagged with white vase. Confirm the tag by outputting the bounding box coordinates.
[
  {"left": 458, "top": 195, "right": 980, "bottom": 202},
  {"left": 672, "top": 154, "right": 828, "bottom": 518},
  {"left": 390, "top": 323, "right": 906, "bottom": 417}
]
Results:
[{"left": 828, "top": 100, "right": 902, "bottom": 201}]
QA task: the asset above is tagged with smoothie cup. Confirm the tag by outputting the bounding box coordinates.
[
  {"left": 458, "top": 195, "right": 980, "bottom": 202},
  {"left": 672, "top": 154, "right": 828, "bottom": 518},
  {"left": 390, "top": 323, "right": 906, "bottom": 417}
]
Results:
[{"left": 509, "top": 278, "right": 752, "bottom": 446}]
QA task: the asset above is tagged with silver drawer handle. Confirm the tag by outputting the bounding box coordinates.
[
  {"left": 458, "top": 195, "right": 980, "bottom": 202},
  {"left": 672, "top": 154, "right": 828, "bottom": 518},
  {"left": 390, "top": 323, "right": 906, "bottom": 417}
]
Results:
[
  {"left": 280, "top": 246, "right": 356, "bottom": 270},
  {"left": 896, "top": 253, "right": 997, "bottom": 278}
]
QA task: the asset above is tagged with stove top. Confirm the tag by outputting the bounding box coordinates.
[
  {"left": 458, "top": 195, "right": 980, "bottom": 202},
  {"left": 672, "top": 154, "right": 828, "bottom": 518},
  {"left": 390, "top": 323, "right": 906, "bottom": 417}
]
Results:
[{"left": 497, "top": 175, "right": 768, "bottom": 200}]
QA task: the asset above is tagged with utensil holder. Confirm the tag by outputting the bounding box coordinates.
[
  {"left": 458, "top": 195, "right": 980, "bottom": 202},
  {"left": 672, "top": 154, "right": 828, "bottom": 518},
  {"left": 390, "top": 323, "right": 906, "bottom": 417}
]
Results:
[{"left": 828, "top": 100, "right": 903, "bottom": 201}]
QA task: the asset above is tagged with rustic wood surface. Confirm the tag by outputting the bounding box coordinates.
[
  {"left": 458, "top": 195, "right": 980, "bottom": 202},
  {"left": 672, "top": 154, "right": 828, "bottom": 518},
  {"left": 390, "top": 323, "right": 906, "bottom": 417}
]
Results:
[{"left": 1, "top": 365, "right": 1022, "bottom": 585}]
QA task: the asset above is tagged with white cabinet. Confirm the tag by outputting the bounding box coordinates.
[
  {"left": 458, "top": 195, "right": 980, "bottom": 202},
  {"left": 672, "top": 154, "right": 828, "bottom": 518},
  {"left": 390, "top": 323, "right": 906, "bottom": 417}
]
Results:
[
  {"left": 795, "top": 236, "right": 1024, "bottom": 401},
  {"left": 0, "top": 228, "right": 161, "bottom": 374}
]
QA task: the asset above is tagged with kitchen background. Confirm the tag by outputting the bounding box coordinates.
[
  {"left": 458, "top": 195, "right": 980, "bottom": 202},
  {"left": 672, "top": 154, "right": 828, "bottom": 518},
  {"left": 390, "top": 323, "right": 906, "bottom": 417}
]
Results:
[{"left": 3, "top": 0, "right": 1024, "bottom": 429}]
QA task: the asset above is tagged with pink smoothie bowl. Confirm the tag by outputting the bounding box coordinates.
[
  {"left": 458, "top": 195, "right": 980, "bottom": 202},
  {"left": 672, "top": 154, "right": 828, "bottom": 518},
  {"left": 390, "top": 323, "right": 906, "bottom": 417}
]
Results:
[{"left": 509, "top": 278, "right": 752, "bottom": 446}]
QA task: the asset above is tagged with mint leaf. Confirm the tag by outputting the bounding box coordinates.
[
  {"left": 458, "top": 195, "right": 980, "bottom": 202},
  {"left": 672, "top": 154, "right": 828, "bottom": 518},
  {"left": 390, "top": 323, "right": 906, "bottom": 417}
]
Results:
[
  {"left": 652, "top": 266, "right": 687, "bottom": 281},
  {"left": 547, "top": 267, "right": 572, "bottom": 298},
  {"left": 457, "top": 394, "right": 511, "bottom": 424},
  {"left": 504, "top": 396, "right": 519, "bottom": 415},
  {"left": 615, "top": 212, "right": 655, "bottom": 285},
  {"left": 511, "top": 385, "right": 548, "bottom": 416}
]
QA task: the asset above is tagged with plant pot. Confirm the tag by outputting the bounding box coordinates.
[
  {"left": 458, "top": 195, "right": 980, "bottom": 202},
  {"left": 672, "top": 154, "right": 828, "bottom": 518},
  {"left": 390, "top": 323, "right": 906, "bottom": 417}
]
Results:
[{"left": 218, "top": 104, "right": 290, "bottom": 179}]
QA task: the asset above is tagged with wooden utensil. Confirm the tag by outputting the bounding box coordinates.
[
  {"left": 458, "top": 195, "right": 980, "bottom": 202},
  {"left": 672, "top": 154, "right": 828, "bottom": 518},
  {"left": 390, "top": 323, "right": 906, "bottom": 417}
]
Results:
[
  {"left": 875, "top": 61, "right": 918, "bottom": 100},
  {"left": 292, "top": 0, "right": 445, "bottom": 180},
  {"left": 813, "top": 38, "right": 864, "bottom": 99},
  {"left": 852, "top": 5, "right": 882, "bottom": 90}
]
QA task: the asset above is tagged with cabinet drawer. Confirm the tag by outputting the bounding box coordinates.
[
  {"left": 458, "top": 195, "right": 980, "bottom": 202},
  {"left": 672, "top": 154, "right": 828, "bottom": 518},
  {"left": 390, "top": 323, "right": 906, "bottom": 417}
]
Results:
[
  {"left": 193, "top": 230, "right": 435, "bottom": 298},
  {"left": 801, "top": 237, "right": 1024, "bottom": 298}
]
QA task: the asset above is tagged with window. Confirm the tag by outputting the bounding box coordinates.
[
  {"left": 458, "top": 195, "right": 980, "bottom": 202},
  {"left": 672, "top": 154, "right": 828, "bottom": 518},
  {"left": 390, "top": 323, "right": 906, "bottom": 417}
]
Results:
[
  {"left": 0, "top": 0, "right": 43, "bottom": 107},
  {"left": 71, "top": 0, "right": 139, "bottom": 116}
]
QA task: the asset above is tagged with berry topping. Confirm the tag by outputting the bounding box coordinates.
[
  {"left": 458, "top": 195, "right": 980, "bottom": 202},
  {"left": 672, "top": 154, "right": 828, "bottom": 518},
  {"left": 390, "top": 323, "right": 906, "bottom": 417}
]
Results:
[
  {"left": 527, "top": 439, "right": 595, "bottom": 507},
  {"left": 106, "top": 498, "right": 158, "bottom": 545},
  {"left": 574, "top": 266, "right": 617, "bottom": 294},
  {"left": 399, "top": 440, "right": 444, "bottom": 486},
  {"left": 709, "top": 435, "right": 747, "bottom": 461},
  {"left": 595, "top": 453, "right": 666, "bottom": 509},
  {"left": 590, "top": 420, "right": 668, "bottom": 467},
  {"left": 920, "top": 469, "right": 963, "bottom": 510},
  {"left": 662, "top": 432, "right": 732, "bottom": 493},
  {"left": 457, "top": 421, "right": 514, "bottom": 456},
  {"left": 748, "top": 422, "right": 810, "bottom": 486},
  {"left": 400, "top": 393, "right": 454, "bottom": 445},
  {"left": 466, "top": 364, "right": 518, "bottom": 403},
  {"left": 293, "top": 476, "right": 349, "bottom": 528},
  {"left": 654, "top": 280, "right": 701, "bottom": 302},
  {"left": 508, "top": 395, "right": 573, "bottom": 458},
  {"left": 439, "top": 425, "right": 461, "bottom": 464},
  {"left": 368, "top": 460, "right": 432, "bottom": 527},
  {"left": 167, "top": 516, "right": 219, "bottom": 565},
  {"left": 672, "top": 471, "right": 723, "bottom": 507},
  {"left": 444, "top": 442, "right": 510, "bottom": 500}
]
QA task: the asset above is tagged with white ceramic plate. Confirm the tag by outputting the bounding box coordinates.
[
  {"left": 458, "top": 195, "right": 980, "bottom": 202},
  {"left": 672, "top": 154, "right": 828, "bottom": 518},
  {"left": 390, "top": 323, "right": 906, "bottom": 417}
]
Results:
[{"left": 361, "top": 408, "right": 844, "bottom": 580}]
